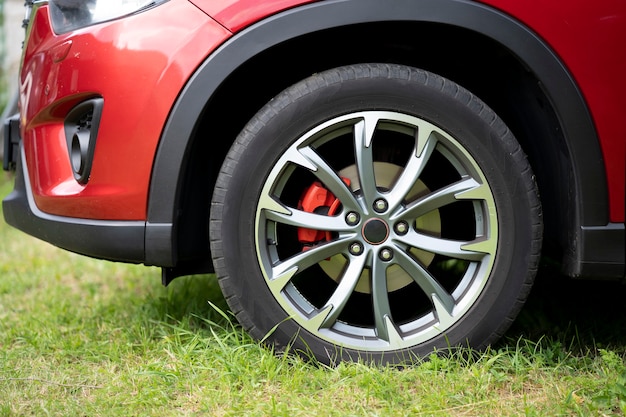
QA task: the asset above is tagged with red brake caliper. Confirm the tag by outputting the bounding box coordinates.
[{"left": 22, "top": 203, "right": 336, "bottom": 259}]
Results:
[{"left": 297, "top": 178, "right": 351, "bottom": 247}]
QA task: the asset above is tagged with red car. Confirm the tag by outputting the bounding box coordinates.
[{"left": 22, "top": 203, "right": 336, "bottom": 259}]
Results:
[{"left": 3, "top": 0, "right": 625, "bottom": 364}]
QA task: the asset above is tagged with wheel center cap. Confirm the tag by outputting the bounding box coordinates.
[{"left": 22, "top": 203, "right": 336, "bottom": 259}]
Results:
[{"left": 362, "top": 218, "right": 389, "bottom": 245}]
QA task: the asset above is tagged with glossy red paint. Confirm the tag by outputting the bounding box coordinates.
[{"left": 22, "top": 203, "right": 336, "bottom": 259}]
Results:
[
  {"left": 190, "top": 0, "right": 317, "bottom": 32},
  {"left": 478, "top": 0, "right": 626, "bottom": 221},
  {"left": 20, "top": 1, "right": 232, "bottom": 220}
]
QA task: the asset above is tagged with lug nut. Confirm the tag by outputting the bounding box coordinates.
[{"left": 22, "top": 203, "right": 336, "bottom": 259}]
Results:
[
  {"left": 373, "top": 199, "right": 388, "bottom": 213},
  {"left": 379, "top": 248, "right": 394, "bottom": 261},
  {"left": 394, "top": 221, "right": 409, "bottom": 235},
  {"left": 345, "top": 211, "right": 360, "bottom": 226},
  {"left": 349, "top": 242, "right": 364, "bottom": 256}
]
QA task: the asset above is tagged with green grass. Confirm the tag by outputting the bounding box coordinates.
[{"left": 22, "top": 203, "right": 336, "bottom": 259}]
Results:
[{"left": 1, "top": 172, "right": 625, "bottom": 416}]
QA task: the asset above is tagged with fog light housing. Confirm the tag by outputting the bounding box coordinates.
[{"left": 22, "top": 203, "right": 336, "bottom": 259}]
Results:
[{"left": 64, "top": 98, "right": 104, "bottom": 184}]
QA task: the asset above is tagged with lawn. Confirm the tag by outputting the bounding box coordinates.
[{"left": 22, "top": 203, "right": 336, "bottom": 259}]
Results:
[{"left": 1, "top": 172, "right": 625, "bottom": 416}]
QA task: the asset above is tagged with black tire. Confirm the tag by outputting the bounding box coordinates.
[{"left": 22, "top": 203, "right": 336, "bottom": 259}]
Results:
[{"left": 210, "top": 64, "right": 542, "bottom": 365}]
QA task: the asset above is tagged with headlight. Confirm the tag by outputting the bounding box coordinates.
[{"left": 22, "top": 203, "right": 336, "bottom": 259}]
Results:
[{"left": 49, "top": 0, "right": 169, "bottom": 34}]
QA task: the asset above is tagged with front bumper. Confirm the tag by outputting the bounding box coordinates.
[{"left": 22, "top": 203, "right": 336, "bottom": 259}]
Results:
[
  {"left": 3, "top": 143, "right": 147, "bottom": 263},
  {"left": 1, "top": 0, "right": 230, "bottom": 268},
  {"left": 14, "top": 0, "right": 229, "bottom": 221}
]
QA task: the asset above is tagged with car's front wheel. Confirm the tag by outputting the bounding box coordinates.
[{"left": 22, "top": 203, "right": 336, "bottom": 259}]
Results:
[{"left": 211, "top": 64, "right": 542, "bottom": 365}]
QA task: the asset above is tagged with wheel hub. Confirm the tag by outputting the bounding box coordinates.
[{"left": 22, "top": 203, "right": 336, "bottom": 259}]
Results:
[
  {"left": 311, "top": 162, "right": 442, "bottom": 293},
  {"left": 362, "top": 218, "right": 389, "bottom": 245}
]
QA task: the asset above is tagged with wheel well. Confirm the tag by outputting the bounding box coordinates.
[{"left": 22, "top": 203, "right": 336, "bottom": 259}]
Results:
[{"left": 174, "top": 21, "right": 573, "bottom": 274}]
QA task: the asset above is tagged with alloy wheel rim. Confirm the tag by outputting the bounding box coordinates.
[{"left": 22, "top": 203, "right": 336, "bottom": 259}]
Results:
[{"left": 255, "top": 111, "right": 498, "bottom": 351}]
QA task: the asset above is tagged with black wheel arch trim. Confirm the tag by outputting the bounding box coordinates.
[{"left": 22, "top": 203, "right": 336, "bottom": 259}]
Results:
[{"left": 147, "top": 0, "right": 623, "bottom": 277}]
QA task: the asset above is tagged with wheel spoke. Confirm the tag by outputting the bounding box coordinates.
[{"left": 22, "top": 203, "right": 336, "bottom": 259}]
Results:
[
  {"left": 392, "top": 177, "right": 483, "bottom": 221},
  {"left": 353, "top": 115, "right": 379, "bottom": 206},
  {"left": 394, "top": 249, "right": 455, "bottom": 315},
  {"left": 268, "top": 238, "right": 354, "bottom": 291},
  {"left": 261, "top": 200, "right": 353, "bottom": 232},
  {"left": 317, "top": 253, "right": 369, "bottom": 328},
  {"left": 371, "top": 254, "right": 393, "bottom": 341},
  {"left": 386, "top": 128, "right": 438, "bottom": 210},
  {"left": 432, "top": 294, "right": 455, "bottom": 328},
  {"left": 297, "top": 146, "right": 361, "bottom": 212},
  {"left": 395, "top": 232, "right": 495, "bottom": 261}
]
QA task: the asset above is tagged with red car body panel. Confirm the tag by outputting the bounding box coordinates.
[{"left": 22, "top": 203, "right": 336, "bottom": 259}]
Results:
[
  {"left": 20, "top": 1, "right": 231, "bottom": 220},
  {"left": 479, "top": 0, "right": 626, "bottom": 221}
]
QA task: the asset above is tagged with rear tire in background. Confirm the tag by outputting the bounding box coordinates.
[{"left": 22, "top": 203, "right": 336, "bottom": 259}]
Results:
[{"left": 210, "top": 64, "right": 542, "bottom": 365}]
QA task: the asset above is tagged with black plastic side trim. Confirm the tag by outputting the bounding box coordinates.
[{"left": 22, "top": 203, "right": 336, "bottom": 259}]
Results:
[
  {"left": 147, "top": 0, "right": 618, "bottom": 276},
  {"left": 144, "top": 222, "right": 174, "bottom": 265},
  {"left": 2, "top": 144, "right": 146, "bottom": 264},
  {"left": 566, "top": 224, "right": 625, "bottom": 278}
]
